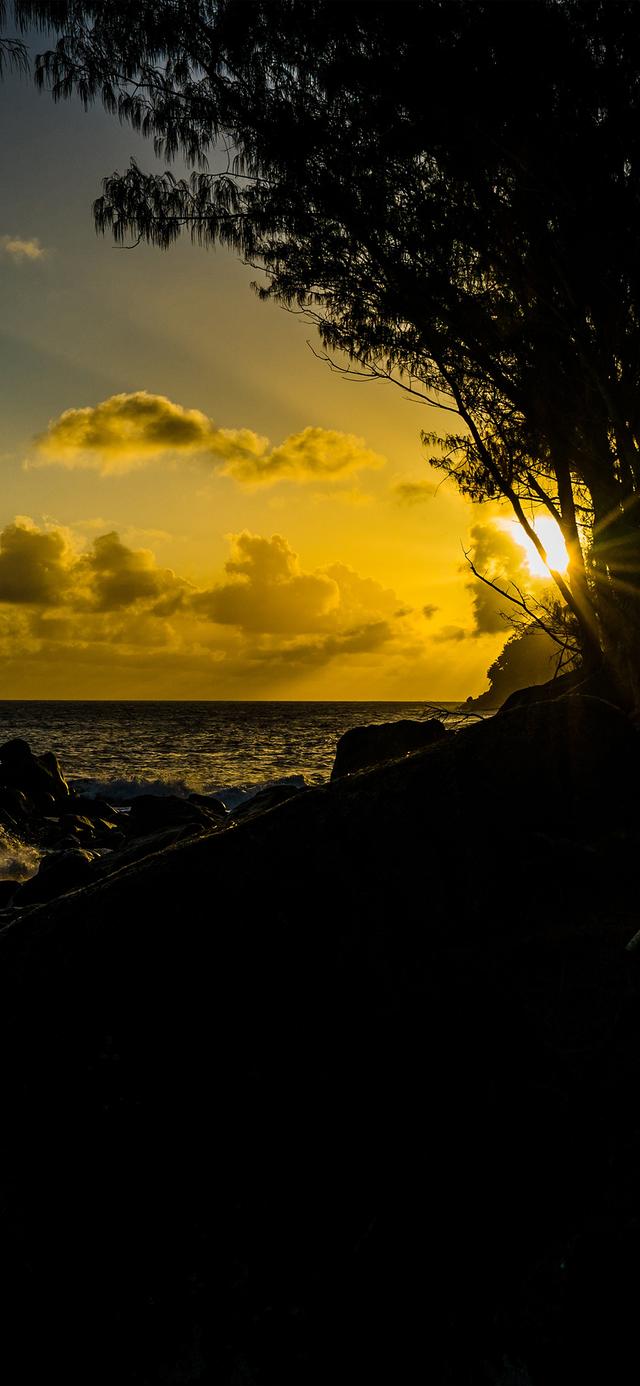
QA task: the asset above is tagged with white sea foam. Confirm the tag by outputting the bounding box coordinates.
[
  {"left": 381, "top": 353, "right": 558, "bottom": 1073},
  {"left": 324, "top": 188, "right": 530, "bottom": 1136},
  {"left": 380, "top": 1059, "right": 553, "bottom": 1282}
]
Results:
[
  {"left": 203, "top": 774, "right": 306, "bottom": 811},
  {"left": 69, "top": 771, "right": 307, "bottom": 811},
  {"left": 69, "top": 774, "right": 200, "bottom": 803},
  {"left": 0, "top": 827, "right": 41, "bottom": 882}
]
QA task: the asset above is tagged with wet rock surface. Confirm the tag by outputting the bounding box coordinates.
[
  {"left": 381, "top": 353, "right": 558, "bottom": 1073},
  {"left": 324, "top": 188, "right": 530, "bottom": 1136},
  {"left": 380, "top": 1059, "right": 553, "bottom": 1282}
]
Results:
[{"left": 0, "top": 697, "right": 639, "bottom": 1384}]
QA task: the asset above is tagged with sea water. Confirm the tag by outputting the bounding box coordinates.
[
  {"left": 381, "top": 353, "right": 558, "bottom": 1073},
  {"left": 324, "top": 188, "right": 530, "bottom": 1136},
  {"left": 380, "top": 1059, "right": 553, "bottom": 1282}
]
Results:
[{"left": 0, "top": 700, "right": 481, "bottom": 878}]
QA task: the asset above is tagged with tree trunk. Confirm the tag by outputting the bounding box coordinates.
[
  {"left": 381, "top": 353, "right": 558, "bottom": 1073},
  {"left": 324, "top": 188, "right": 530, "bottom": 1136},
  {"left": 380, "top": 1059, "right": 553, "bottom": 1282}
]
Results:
[
  {"left": 553, "top": 451, "right": 602, "bottom": 674},
  {"left": 587, "top": 476, "right": 640, "bottom": 709}
]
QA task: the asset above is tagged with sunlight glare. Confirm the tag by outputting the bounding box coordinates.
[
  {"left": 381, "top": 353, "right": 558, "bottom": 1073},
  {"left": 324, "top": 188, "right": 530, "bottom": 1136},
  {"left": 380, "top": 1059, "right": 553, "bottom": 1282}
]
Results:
[{"left": 508, "top": 518, "right": 570, "bottom": 577}]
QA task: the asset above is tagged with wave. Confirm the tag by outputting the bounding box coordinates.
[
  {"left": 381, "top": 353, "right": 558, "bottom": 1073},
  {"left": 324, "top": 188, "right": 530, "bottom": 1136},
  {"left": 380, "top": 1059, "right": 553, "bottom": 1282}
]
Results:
[
  {"left": 69, "top": 771, "right": 308, "bottom": 811},
  {"left": 70, "top": 774, "right": 200, "bottom": 803},
  {"left": 202, "top": 774, "right": 306, "bottom": 811},
  {"left": 0, "top": 827, "right": 41, "bottom": 882}
]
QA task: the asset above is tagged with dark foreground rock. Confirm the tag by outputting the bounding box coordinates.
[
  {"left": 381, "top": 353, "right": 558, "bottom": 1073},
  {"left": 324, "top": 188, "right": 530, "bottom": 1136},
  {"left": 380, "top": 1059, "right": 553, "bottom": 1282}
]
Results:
[
  {"left": 0, "top": 737, "right": 70, "bottom": 813},
  {"left": 499, "top": 662, "right": 625, "bottom": 712},
  {"left": 230, "top": 781, "right": 303, "bottom": 821},
  {"left": 1, "top": 696, "right": 640, "bottom": 1384},
  {"left": 331, "top": 714, "right": 448, "bottom": 779},
  {"left": 13, "top": 847, "right": 98, "bottom": 905},
  {"left": 126, "top": 791, "right": 225, "bottom": 836}
]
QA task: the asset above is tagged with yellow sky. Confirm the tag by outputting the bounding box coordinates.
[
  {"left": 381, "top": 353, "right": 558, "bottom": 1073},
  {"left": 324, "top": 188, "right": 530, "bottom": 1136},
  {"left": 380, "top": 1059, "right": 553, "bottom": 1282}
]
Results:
[{"left": 0, "top": 51, "right": 521, "bottom": 699}]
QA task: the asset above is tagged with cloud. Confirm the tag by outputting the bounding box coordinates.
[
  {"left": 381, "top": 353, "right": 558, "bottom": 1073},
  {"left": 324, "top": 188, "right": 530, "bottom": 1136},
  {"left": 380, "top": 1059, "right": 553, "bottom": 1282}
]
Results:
[
  {"left": 0, "top": 234, "right": 46, "bottom": 262},
  {"left": 0, "top": 518, "right": 185, "bottom": 615},
  {"left": 230, "top": 426, "right": 384, "bottom": 485},
  {"left": 393, "top": 478, "right": 437, "bottom": 504},
  {"left": 31, "top": 391, "right": 385, "bottom": 483},
  {"left": 191, "top": 532, "right": 340, "bottom": 633},
  {"left": 432, "top": 624, "right": 467, "bottom": 643},
  {"left": 0, "top": 520, "right": 75, "bottom": 604},
  {"left": 191, "top": 534, "right": 404, "bottom": 638},
  {"left": 320, "top": 562, "right": 400, "bottom": 624},
  {"left": 82, "top": 531, "right": 186, "bottom": 611},
  {"left": 422, "top": 603, "right": 439, "bottom": 619},
  {"left": 247, "top": 621, "right": 393, "bottom": 673},
  {"left": 0, "top": 518, "right": 421, "bottom": 694},
  {"left": 466, "top": 521, "right": 538, "bottom": 634}
]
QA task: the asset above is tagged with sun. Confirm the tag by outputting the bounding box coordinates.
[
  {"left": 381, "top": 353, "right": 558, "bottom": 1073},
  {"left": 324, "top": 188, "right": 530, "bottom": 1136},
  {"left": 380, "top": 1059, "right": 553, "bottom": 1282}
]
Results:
[{"left": 507, "top": 517, "right": 570, "bottom": 578}]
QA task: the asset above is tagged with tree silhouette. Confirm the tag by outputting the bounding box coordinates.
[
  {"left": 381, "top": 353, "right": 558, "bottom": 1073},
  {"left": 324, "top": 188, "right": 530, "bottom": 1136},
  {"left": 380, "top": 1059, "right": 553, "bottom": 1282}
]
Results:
[{"left": 12, "top": 0, "right": 640, "bottom": 703}]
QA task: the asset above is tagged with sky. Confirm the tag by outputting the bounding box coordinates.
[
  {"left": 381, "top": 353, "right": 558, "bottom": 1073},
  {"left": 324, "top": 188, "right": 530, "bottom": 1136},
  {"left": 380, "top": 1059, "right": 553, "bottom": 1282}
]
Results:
[{"left": 0, "top": 30, "right": 529, "bottom": 700}]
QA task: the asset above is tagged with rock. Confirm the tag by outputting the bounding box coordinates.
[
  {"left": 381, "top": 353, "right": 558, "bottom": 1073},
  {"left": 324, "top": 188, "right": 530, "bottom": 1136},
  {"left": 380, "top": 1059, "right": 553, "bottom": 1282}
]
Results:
[
  {"left": 91, "top": 819, "right": 126, "bottom": 849},
  {"left": 68, "top": 794, "right": 122, "bottom": 821},
  {"left": 126, "top": 793, "right": 221, "bottom": 837},
  {"left": 57, "top": 813, "right": 97, "bottom": 845},
  {"left": 499, "top": 665, "right": 622, "bottom": 713},
  {"left": 0, "top": 737, "right": 32, "bottom": 766},
  {"left": 0, "top": 880, "right": 17, "bottom": 908},
  {"left": 0, "top": 786, "right": 33, "bottom": 821},
  {"left": 38, "top": 750, "right": 70, "bottom": 802},
  {"left": 93, "top": 824, "right": 198, "bottom": 874},
  {"left": 187, "top": 792, "right": 227, "bottom": 819},
  {"left": 331, "top": 716, "right": 448, "bottom": 780},
  {"left": 0, "top": 738, "right": 70, "bottom": 812},
  {"left": 12, "top": 848, "right": 97, "bottom": 905},
  {"left": 231, "top": 783, "right": 304, "bottom": 820}
]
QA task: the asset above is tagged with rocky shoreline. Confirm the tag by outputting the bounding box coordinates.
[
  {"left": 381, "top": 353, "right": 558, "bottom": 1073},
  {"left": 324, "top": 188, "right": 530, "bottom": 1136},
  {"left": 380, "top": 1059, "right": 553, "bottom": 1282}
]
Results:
[{"left": 1, "top": 695, "right": 639, "bottom": 1383}]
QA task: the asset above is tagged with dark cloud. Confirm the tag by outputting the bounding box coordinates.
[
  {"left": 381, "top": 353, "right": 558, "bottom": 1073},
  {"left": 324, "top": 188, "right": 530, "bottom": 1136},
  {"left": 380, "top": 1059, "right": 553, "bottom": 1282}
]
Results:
[
  {"left": 248, "top": 621, "right": 393, "bottom": 672},
  {"left": 432, "top": 625, "right": 467, "bottom": 643},
  {"left": 83, "top": 531, "right": 185, "bottom": 611},
  {"left": 0, "top": 521, "right": 74, "bottom": 605},
  {"left": 393, "top": 479, "right": 436, "bottom": 504}
]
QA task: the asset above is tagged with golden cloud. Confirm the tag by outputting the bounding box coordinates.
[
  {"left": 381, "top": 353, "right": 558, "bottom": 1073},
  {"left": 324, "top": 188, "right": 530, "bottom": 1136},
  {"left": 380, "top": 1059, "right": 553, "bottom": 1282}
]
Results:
[
  {"left": 0, "top": 520, "right": 443, "bottom": 695},
  {"left": 0, "top": 234, "right": 46, "bottom": 262},
  {"left": 191, "top": 532, "right": 341, "bottom": 633},
  {"left": 465, "top": 521, "right": 535, "bottom": 634},
  {"left": 229, "top": 426, "right": 384, "bottom": 485},
  {"left": 191, "top": 534, "right": 402, "bottom": 637},
  {"left": 31, "top": 392, "right": 385, "bottom": 483}
]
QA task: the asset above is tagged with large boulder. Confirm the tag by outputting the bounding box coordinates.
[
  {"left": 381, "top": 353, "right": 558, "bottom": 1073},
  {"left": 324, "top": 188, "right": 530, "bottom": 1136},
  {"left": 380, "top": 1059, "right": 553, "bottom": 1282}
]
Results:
[
  {"left": 331, "top": 716, "right": 448, "bottom": 780},
  {"left": 0, "top": 738, "right": 70, "bottom": 812}
]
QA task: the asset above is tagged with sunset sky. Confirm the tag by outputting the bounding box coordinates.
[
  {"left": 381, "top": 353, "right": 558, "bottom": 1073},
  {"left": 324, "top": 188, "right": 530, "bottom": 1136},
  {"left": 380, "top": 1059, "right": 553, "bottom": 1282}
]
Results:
[{"left": 0, "top": 32, "right": 533, "bottom": 699}]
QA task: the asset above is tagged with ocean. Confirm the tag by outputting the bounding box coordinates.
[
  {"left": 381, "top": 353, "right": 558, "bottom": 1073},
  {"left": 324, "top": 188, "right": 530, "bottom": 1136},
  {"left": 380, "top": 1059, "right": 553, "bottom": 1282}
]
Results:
[{"left": 0, "top": 700, "right": 479, "bottom": 879}]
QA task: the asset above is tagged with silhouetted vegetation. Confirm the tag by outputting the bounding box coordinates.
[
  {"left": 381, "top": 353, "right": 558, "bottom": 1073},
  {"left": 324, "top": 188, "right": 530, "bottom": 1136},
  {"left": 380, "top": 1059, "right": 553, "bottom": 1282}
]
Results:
[{"left": 10, "top": 0, "right": 640, "bottom": 703}]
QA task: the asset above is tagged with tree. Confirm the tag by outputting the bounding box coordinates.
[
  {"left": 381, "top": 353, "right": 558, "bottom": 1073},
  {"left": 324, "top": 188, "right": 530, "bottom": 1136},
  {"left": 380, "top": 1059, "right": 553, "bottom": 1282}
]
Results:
[
  {"left": 11, "top": 1, "right": 640, "bottom": 704},
  {"left": 0, "top": 1, "right": 27, "bottom": 70},
  {"left": 472, "top": 627, "right": 571, "bottom": 710}
]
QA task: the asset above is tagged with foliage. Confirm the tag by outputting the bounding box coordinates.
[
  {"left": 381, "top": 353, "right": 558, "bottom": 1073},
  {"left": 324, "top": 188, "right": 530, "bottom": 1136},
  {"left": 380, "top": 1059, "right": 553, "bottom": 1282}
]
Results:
[
  {"left": 473, "top": 627, "right": 568, "bottom": 709},
  {"left": 8, "top": 1, "right": 640, "bottom": 698}
]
